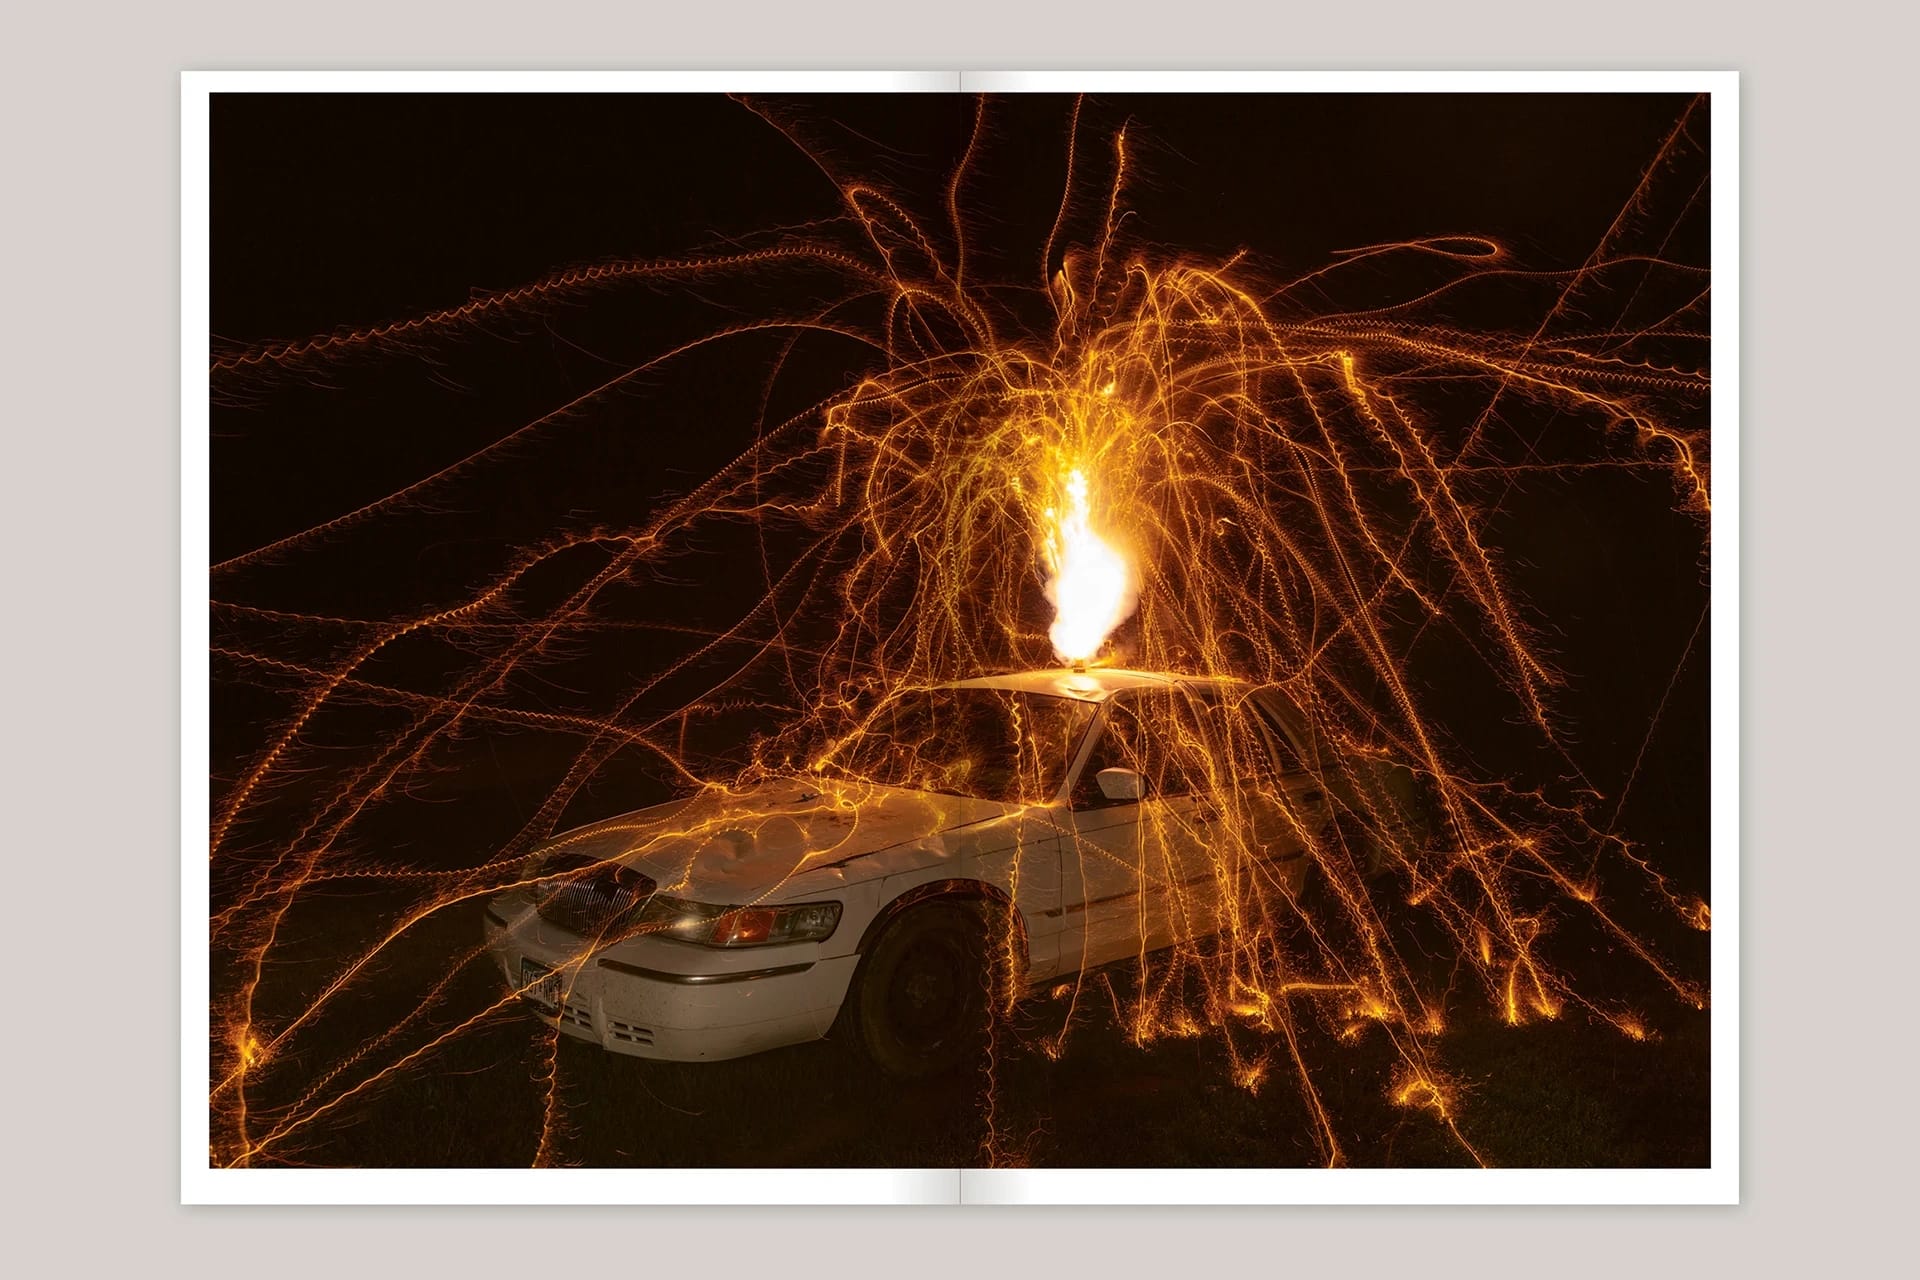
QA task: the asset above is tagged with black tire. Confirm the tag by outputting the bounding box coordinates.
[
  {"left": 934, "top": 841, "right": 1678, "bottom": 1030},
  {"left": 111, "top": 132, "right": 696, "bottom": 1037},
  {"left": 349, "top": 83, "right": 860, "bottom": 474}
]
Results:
[{"left": 846, "top": 901, "right": 998, "bottom": 1080}]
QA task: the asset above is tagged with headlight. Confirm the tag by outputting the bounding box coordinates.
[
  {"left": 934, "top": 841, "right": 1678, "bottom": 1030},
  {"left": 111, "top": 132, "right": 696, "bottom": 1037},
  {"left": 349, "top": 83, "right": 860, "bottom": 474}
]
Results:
[{"left": 639, "top": 895, "right": 842, "bottom": 947}]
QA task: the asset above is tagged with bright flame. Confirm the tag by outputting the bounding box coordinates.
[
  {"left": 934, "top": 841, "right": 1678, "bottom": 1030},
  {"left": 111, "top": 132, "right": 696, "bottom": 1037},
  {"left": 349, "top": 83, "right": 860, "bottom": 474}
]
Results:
[{"left": 1042, "top": 465, "right": 1137, "bottom": 663}]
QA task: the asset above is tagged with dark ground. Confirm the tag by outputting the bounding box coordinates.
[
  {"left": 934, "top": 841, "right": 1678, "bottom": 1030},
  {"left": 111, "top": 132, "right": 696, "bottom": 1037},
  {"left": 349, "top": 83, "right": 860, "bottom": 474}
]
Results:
[{"left": 253, "top": 892, "right": 1708, "bottom": 1170}]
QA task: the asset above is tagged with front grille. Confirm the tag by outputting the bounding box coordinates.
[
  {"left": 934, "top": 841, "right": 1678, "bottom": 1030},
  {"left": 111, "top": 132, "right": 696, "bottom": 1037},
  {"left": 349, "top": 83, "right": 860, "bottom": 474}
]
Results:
[
  {"left": 608, "top": 1018, "right": 655, "bottom": 1046},
  {"left": 531, "top": 854, "right": 657, "bottom": 939},
  {"left": 559, "top": 1000, "right": 595, "bottom": 1032}
]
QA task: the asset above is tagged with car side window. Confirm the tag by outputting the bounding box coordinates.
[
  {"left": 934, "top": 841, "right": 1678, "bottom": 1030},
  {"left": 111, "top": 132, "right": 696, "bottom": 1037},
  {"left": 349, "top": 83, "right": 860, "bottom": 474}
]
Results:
[
  {"left": 1071, "top": 693, "right": 1198, "bottom": 809},
  {"left": 1178, "top": 686, "right": 1292, "bottom": 785}
]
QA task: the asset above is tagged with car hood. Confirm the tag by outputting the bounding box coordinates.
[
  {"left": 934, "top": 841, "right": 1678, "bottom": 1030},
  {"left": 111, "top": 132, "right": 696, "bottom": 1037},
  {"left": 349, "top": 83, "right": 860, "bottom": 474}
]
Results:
[{"left": 526, "top": 778, "right": 1023, "bottom": 901}]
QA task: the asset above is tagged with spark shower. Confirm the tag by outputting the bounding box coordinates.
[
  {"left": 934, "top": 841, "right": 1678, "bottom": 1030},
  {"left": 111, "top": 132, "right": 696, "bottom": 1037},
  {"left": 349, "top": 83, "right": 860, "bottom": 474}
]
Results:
[{"left": 208, "top": 91, "right": 1714, "bottom": 1169}]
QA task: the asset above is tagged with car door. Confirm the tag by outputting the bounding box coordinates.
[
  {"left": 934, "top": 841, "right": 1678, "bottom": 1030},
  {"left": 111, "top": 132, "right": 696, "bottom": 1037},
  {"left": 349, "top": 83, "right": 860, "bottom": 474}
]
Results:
[
  {"left": 1180, "top": 685, "right": 1327, "bottom": 928},
  {"left": 1055, "top": 690, "right": 1210, "bottom": 975}
]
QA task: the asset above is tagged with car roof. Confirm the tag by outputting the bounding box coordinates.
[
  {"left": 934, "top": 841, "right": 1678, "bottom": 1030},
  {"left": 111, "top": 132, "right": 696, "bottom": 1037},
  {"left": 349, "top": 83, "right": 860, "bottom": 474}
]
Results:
[{"left": 940, "top": 667, "right": 1249, "bottom": 703}]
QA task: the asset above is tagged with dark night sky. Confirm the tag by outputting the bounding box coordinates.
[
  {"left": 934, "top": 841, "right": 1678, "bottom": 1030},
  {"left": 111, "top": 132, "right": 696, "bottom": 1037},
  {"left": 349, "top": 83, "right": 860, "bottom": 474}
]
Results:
[
  {"left": 210, "top": 92, "right": 1709, "bottom": 897},
  {"left": 211, "top": 93, "right": 1692, "bottom": 342},
  {"left": 210, "top": 92, "right": 1701, "bottom": 569}
]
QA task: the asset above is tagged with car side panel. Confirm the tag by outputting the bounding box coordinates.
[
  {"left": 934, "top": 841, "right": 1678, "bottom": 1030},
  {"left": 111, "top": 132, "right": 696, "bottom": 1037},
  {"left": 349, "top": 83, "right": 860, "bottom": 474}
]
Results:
[
  {"left": 866, "top": 813, "right": 1068, "bottom": 982},
  {"left": 1056, "top": 796, "right": 1195, "bottom": 973}
]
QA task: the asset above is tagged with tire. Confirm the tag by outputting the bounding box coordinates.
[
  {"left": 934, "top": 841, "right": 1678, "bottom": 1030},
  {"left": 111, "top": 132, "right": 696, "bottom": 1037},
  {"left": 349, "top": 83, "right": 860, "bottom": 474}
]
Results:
[{"left": 846, "top": 901, "right": 998, "bottom": 1080}]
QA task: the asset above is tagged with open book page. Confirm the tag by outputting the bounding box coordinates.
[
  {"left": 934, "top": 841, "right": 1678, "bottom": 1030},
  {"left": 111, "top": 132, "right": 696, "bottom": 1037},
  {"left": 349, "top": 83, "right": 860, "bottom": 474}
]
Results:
[{"left": 193, "top": 72, "right": 1730, "bottom": 1205}]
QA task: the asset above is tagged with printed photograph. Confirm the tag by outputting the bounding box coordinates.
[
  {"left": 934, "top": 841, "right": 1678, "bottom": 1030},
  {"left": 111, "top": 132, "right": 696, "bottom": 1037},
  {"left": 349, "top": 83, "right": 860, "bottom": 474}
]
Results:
[{"left": 206, "top": 87, "right": 1715, "bottom": 1171}]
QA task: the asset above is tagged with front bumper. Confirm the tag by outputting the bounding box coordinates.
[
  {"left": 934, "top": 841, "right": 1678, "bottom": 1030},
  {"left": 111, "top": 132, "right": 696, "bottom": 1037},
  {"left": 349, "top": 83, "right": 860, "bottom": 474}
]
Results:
[{"left": 482, "top": 892, "right": 859, "bottom": 1062}]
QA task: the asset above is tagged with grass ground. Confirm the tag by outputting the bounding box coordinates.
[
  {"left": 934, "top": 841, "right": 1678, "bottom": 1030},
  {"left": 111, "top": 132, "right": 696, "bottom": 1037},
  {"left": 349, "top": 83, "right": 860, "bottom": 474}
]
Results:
[{"left": 223, "top": 893, "right": 1708, "bottom": 1169}]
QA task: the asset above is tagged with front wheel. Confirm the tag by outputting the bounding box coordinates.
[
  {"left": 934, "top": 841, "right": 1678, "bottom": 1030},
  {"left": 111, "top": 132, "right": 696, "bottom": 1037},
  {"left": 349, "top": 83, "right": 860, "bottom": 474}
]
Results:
[{"left": 846, "top": 902, "right": 998, "bottom": 1079}]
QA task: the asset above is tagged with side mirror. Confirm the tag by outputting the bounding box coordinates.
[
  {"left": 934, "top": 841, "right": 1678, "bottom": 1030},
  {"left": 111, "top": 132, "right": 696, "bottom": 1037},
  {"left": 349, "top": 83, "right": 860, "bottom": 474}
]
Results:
[{"left": 1096, "top": 767, "right": 1145, "bottom": 802}]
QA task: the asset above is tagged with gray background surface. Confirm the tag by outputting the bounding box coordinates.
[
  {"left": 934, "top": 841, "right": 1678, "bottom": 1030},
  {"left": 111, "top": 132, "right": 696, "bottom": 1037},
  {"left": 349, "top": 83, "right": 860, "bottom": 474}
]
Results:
[{"left": 4, "top": 0, "right": 1909, "bottom": 1271}]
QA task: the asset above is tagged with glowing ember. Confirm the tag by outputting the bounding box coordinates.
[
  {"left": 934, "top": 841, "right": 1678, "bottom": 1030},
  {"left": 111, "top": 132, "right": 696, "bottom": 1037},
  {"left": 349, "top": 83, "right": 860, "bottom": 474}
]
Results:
[{"left": 1041, "top": 466, "right": 1137, "bottom": 663}]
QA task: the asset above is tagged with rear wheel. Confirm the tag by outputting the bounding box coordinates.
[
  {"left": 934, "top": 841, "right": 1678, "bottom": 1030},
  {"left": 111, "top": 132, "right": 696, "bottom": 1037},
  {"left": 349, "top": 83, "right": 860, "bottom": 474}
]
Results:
[{"left": 846, "top": 902, "right": 998, "bottom": 1079}]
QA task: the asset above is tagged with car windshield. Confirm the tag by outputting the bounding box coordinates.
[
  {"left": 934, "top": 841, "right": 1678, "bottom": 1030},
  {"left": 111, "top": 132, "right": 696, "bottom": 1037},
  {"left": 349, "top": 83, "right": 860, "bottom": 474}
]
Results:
[{"left": 824, "top": 686, "right": 1093, "bottom": 804}]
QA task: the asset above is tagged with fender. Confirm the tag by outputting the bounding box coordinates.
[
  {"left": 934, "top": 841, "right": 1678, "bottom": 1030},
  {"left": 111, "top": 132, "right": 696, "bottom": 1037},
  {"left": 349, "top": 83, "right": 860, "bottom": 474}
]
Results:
[{"left": 854, "top": 876, "right": 1032, "bottom": 976}]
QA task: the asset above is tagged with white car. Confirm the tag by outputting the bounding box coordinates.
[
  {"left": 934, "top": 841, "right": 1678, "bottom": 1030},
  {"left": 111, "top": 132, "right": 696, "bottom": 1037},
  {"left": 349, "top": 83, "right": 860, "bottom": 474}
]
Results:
[{"left": 484, "top": 668, "right": 1398, "bottom": 1076}]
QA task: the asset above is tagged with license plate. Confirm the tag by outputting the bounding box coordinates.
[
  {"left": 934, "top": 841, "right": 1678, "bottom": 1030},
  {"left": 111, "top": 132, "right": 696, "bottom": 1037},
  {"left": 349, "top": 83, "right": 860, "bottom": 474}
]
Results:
[{"left": 519, "top": 957, "right": 564, "bottom": 1014}]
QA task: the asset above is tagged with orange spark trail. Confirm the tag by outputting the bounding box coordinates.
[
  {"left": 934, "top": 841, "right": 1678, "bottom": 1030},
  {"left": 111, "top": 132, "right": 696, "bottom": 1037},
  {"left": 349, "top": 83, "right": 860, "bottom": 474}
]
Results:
[{"left": 209, "top": 95, "right": 1712, "bottom": 1170}]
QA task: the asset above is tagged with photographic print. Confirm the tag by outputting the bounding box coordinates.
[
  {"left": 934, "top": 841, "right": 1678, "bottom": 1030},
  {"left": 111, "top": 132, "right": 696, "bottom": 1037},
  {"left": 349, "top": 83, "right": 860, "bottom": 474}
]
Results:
[{"left": 193, "top": 74, "right": 1728, "bottom": 1197}]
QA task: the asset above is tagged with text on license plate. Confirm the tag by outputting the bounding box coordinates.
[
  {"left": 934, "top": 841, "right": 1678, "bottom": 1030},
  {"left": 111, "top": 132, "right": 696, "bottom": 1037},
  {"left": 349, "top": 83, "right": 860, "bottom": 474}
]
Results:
[{"left": 519, "top": 957, "right": 564, "bottom": 1013}]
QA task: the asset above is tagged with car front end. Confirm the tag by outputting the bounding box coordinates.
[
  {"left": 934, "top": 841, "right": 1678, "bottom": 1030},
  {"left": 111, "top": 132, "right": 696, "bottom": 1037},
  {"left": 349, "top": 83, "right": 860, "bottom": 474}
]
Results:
[
  {"left": 479, "top": 775, "right": 1012, "bottom": 1063},
  {"left": 483, "top": 883, "right": 862, "bottom": 1061}
]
